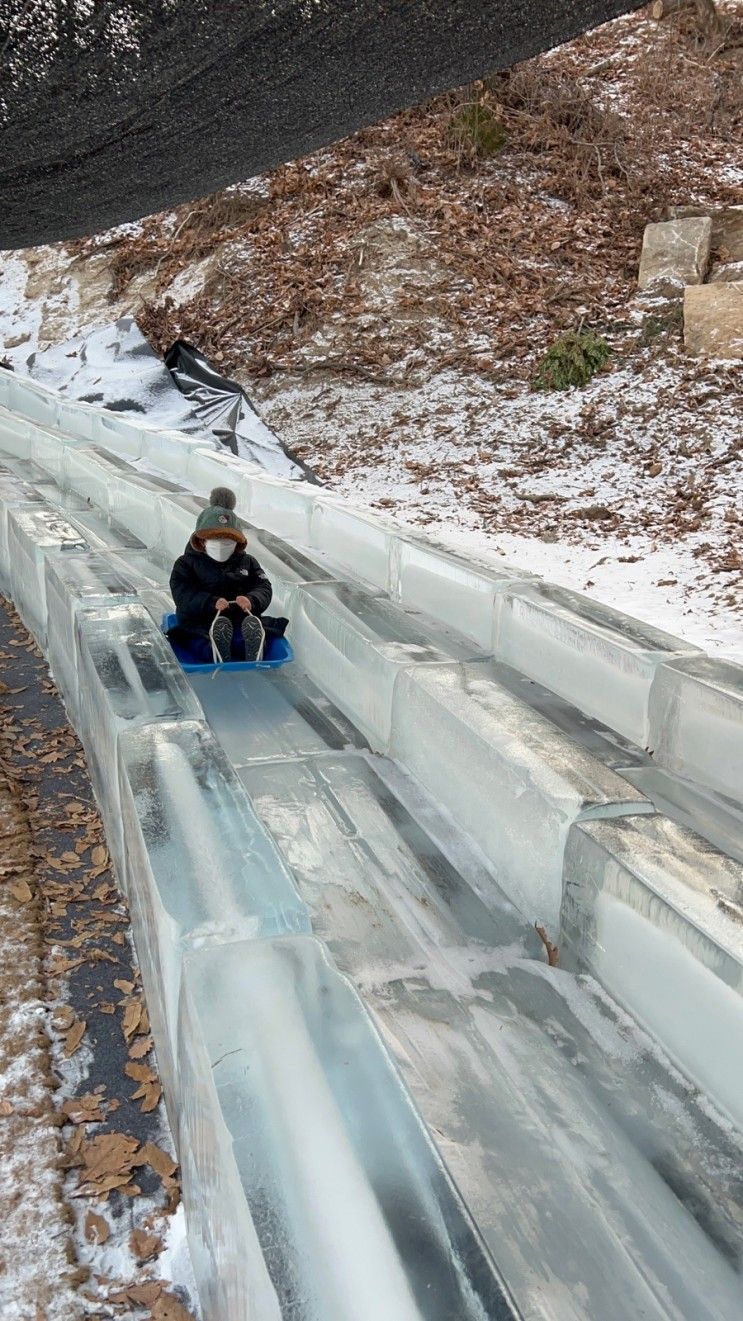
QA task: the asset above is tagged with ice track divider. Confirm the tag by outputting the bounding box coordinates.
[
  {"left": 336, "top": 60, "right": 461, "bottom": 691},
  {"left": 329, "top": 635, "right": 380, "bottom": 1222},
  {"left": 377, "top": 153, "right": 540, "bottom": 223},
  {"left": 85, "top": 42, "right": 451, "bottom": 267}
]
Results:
[{"left": 1, "top": 369, "right": 742, "bottom": 1319}]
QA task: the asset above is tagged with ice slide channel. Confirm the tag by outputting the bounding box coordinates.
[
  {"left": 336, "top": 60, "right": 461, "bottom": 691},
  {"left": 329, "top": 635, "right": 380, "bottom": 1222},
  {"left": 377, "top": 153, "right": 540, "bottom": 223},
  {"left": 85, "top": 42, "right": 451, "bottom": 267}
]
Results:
[{"left": 0, "top": 374, "right": 741, "bottom": 1321}]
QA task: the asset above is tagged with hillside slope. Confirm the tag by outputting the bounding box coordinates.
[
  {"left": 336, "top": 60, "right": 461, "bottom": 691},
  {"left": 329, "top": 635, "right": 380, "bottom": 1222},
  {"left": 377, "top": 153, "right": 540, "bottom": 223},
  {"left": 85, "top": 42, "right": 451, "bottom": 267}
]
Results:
[{"left": 1, "top": 3, "right": 741, "bottom": 654}]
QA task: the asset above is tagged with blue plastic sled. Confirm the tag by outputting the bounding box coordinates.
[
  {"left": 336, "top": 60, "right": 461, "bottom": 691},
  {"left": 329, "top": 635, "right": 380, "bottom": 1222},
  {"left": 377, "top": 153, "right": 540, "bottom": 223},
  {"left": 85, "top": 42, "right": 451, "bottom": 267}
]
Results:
[{"left": 162, "top": 612, "right": 294, "bottom": 674}]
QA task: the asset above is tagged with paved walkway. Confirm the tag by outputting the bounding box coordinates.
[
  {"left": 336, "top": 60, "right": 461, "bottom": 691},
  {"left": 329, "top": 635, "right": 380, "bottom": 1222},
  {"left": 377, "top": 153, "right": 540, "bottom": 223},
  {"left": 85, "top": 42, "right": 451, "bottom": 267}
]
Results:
[{"left": 0, "top": 600, "right": 197, "bottom": 1320}]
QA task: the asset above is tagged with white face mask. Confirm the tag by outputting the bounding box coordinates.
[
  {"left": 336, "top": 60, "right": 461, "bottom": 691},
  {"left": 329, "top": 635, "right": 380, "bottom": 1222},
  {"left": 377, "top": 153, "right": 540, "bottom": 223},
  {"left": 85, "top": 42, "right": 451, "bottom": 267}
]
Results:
[{"left": 205, "top": 539, "right": 234, "bottom": 563}]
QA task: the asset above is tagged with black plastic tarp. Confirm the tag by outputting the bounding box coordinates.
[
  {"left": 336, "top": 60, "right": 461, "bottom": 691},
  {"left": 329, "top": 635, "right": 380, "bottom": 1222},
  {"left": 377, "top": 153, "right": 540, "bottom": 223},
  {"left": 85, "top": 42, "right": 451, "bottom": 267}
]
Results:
[
  {"left": 0, "top": 0, "right": 643, "bottom": 249},
  {"left": 165, "top": 340, "right": 245, "bottom": 456}
]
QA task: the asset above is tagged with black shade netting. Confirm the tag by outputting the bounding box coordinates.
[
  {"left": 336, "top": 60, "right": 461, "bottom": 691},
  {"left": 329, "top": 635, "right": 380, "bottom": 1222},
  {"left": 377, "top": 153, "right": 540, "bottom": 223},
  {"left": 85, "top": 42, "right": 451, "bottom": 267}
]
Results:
[{"left": 0, "top": 0, "right": 642, "bottom": 249}]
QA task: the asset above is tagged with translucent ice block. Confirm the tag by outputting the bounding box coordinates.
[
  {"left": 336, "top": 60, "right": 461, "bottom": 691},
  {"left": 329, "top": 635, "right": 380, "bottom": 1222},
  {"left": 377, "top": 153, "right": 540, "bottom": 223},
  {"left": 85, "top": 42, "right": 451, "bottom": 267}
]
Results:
[
  {"left": 0, "top": 408, "right": 33, "bottom": 460},
  {"left": 183, "top": 446, "right": 249, "bottom": 498},
  {"left": 109, "top": 546, "right": 172, "bottom": 590},
  {"left": 621, "top": 764, "right": 743, "bottom": 865},
  {"left": 309, "top": 498, "right": 397, "bottom": 592},
  {"left": 62, "top": 444, "right": 138, "bottom": 511},
  {"left": 492, "top": 581, "right": 702, "bottom": 745},
  {"left": 108, "top": 475, "right": 175, "bottom": 547},
  {"left": 648, "top": 655, "right": 743, "bottom": 804},
  {"left": 0, "top": 472, "right": 45, "bottom": 595},
  {"left": 44, "top": 552, "right": 146, "bottom": 720},
  {"left": 118, "top": 720, "right": 309, "bottom": 1111},
  {"left": 236, "top": 471, "right": 318, "bottom": 542},
  {"left": 389, "top": 662, "right": 650, "bottom": 928},
  {"left": 239, "top": 753, "right": 530, "bottom": 971},
  {"left": 30, "top": 426, "right": 85, "bottom": 480},
  {"left": 140, "top": 429, "right": 206, "bottom": 477},
  {"left": 64, "top": 506, "right": 147, "bottom": 550},
  {"left": 192, "top": 664, "right": 368, "bottom": 767},
  {"left": 290, "top": 582, "right": 482, "bottom": 746},
  {"left": 76, "top": 603, "right": 202, "bottom": 863},
  {"left": 394, "top": 535, "right": 535, "bottom": 651},
  {"left": 177, "top": 934, "right": 515, "bottom": 1321},
  {"left": 562, "top": 814, "right": 743, "bottom": 1128},
  {"left": 10, "top": 378, "right": 58, "bottom": 430},
  {"left": 372, "top": 955, "right": 743, "bottom": 1321},
  {"left": 7, "top": 504, "right": 92, "bottom": 645},
  {"left": 154, "top": 493, "right": 202, "bottom": 560},
  {"left": 95, "top": 409, "right": 147, "bottom": 460}
]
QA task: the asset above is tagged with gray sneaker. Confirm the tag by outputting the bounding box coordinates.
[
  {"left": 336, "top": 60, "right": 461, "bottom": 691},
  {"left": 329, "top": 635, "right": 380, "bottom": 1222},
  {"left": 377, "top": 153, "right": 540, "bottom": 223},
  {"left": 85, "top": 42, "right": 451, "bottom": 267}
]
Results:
[
  {"left": 241, "top": 613, "right": 265, "bottom": 662},
  {"left": 210, "top": 615, "right": 233, "bottom": 663}
]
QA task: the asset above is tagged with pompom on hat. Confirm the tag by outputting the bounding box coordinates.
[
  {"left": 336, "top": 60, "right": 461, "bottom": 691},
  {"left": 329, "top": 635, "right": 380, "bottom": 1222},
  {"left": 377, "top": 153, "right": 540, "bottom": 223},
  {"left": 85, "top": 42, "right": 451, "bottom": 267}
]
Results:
[{"left": 191, "top": 487, "right": 247, "bottom": 548}]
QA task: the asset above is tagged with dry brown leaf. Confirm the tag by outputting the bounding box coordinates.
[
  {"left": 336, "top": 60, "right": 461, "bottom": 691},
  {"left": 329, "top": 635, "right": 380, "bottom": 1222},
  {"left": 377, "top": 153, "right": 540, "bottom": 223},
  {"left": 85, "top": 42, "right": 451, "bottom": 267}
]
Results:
[
  {"left": 128, "top": 1035, "right": 153, "bottom": 1059},
  {"left": 91, "top": 845, "right": 108, "bottom": 867},
  {"left": 122, "top": 1000, "right": 142, "bottom": 1039},
  {"left": 64, "top": 1018, "right": 87, "bottom": 1057},
  {"left": 8, "top": 877, "right": 33, "bottom": 903},
  {"left": 136, "top": 1141, "right": 177, "bottom": 1180},
  {"left": 130, "top": 1227, "right": 162, "bottom": 1262},
  {"left": 62, "top": 1093, "right": 105, "bottom": 1123},
  {"left": 84, "top": 1211, "right": 110, "bottom": 1245},
  {"left": 0, "top": 1098, "right": 15, "bottom": 1116},
  {"left": 139, "top": 1082, "right": 162, "bottom": 1113},
  {"left": 125, "top": 1281, "right": 162, "bottom": 1306},
  {"left": 125, "top": 1061, "right": 155, "bottom": 1083},
  {"left": 150, "top": 1290, "right": 195, "bottom": 1321}
]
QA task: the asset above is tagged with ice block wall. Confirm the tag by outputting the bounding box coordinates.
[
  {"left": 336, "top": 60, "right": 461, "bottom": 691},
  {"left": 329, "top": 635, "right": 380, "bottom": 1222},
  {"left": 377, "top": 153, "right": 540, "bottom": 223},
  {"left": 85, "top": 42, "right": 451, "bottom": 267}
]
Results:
[{"left": 0, "top": 368, "right": 742, "bottom": 1316}]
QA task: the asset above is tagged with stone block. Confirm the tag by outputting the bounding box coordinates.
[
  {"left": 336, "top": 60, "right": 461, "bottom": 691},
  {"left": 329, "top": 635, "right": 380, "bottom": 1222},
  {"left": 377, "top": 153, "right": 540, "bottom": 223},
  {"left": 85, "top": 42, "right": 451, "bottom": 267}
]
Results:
[
  {"left": 684, "top": 283, "right": 743, "bottom": 359},
  {"left": 638, "top": 218, "right": 711, "bottom": 290}
]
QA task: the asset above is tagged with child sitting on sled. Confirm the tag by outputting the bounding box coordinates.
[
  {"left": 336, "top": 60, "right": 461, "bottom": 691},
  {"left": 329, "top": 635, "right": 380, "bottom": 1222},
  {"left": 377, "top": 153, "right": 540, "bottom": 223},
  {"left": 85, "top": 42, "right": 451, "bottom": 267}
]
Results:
[{"left": 169, "top": 487, "right": 280, "bottom": 663}]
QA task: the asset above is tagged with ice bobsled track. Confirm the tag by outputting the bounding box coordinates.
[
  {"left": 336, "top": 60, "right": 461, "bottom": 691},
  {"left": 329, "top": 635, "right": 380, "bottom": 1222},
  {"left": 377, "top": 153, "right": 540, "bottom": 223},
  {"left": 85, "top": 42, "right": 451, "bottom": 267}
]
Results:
[{"left": 0, "top": 369, "right": 742, "bottom": 1320}]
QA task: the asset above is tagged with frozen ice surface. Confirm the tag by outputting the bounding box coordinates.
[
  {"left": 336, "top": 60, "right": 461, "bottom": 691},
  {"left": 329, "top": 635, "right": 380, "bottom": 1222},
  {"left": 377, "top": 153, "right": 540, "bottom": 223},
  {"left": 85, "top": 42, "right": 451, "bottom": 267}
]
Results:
[
  {"left": 7, "top": 504, "right": 92, "bottom": 644},
  {"left": 0, "top": 407, "right": 33, "bottom": 460},
  {"left": 144, "top": 492, "right": 199, "bottom": 560},
  {"left": 290, "top": 581, "right": 484, "bottom": 746},
  {"left": 178, "top": 934, "right": 515, "bottom": 1321},
  {"left": 395, "top": 535, "right": 536, "bottom": 651},
  {"left": 379, "top": 955, "right": 743, "bottom": 1321},
  {"left": 108, "top": 474, "right": 175, "bottom": 546},
  {"left": 62, "top": 444, "right": 138, "bottom": 510},
  {"left": 390, "top": 661, "right": 650, "bottom": 928},
  {"left": 76, "top": 602, "right": 202, "bottom": 865},
  {"left": 493, "top": 580, "right": 702, "bottom": 745},
  {"left": 0, "top": 463, "right": 45, "bottom": 594},
  {"left": 239, "top": 753, "right": 533, "bottom": 973},
  {"left": 309, "top": 498, "right": 397, "bottom": 592},
  {"left": 649, "top": 655, "right": 743, "bottom": 804},
  {"left": 44, "top": 551, "right": 145, "bottom": 719},
  {"left": 623, "top": 764, "right": 743, "bottom": 865},
  {"left": 481, "top": 658, "right": 743, "bottom": 863},
  {"left": 194, "top": 664, "right": 368, "bottom": 767},
  {"left": 140, "top": 429, "right": 208, "bottom": 477},
  {"left": 110, "top": 546, "right": 172, "bottom": 589},
  {"left": 71, "top": 508, "right": 146, "bottom": 550},
  {"left": 236, "top": 751, "right": 743, "bottom": 1318},
  {"left": 562, "top": 814, "right": 743, "bottom": 1128},
  {"left": 236, "top": 471, "right": 317, "bottom": 542},
  {"left": 118, "top": 720, "right": 309, "bottom": 1112}
]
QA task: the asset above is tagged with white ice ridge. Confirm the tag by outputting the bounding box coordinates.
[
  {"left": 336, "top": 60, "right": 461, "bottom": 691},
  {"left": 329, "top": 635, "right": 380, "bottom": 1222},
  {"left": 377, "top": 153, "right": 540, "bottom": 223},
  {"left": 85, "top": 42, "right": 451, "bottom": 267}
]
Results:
[{"left": 0, "top": 368, "right": 741, "bottom": 1320}]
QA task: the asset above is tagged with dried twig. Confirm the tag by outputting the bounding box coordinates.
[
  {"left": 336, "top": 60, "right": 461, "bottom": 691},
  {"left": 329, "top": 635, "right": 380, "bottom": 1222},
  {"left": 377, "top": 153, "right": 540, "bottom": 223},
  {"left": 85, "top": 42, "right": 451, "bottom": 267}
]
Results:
[{"left": 535, "top": 923, "right": 560, "bottom": 967}]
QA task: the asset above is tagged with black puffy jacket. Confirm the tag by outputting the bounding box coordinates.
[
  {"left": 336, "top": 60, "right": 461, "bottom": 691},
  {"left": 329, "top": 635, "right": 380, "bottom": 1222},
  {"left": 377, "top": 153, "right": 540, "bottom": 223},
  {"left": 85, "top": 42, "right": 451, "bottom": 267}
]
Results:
[{"left": 170, "top": 541, "right": 272, "bottom": 633}]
